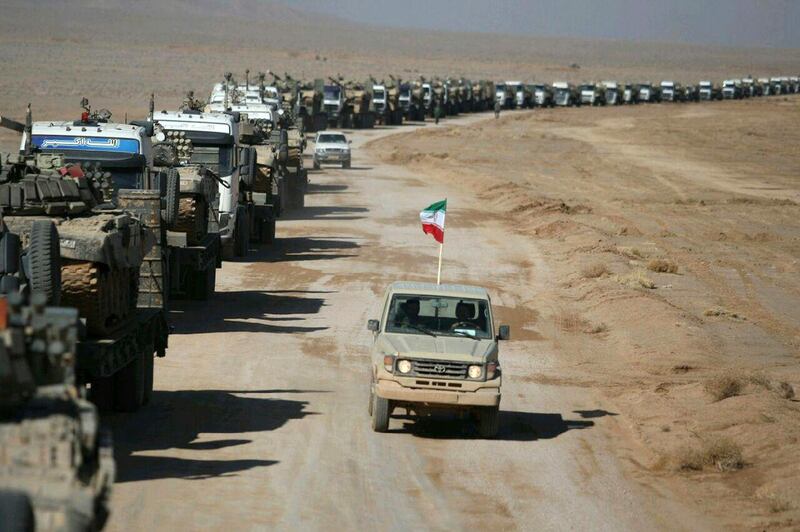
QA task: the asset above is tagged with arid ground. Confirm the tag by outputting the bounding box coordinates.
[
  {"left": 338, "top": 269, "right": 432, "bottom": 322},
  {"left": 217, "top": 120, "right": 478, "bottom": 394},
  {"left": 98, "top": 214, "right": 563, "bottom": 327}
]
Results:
[{"left": 1, "top": 1, "right": 799, "bottom": 530}]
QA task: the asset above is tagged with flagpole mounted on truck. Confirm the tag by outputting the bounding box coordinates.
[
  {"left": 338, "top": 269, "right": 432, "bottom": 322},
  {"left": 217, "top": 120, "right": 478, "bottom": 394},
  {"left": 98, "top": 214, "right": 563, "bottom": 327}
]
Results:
[{"left": 420, "top": 199, "right": 447, "bottom": 285}]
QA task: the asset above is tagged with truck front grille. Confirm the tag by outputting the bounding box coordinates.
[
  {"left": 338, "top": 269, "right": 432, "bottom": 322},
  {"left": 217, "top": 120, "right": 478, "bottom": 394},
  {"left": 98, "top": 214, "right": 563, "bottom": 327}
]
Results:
[{"left": 409, "top": 359, "right": 468, "bottom": 379}]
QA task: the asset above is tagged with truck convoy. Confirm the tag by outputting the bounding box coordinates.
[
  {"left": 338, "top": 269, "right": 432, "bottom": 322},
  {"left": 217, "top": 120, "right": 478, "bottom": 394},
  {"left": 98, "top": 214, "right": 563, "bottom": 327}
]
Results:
[
  {"left": 367, "top": 282, "right": 509, "bottom": 438},
  {"left": 24, "top": 101, "right": 221, "bottom": 302}
]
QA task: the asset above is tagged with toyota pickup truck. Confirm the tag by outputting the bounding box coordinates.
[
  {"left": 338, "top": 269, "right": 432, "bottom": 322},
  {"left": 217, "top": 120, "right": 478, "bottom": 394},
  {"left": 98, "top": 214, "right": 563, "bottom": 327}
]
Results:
[{"left": 367, "top": 281, "right": 509, "bottom": 438}]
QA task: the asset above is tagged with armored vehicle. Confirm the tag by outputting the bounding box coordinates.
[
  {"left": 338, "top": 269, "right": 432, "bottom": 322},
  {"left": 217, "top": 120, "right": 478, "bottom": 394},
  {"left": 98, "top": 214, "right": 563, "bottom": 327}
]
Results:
[
  {"left": 601, "top": 81, "right": 621, "bottom": 105},
  {"left": 579, "top": 83, "right": 605, "bottom": 106},
  {"left": 532, "top": 83, "right": 554, "bottom": 107},
  {"left": 0, "top": 109, "right": 168, "bottom": 414},
  {"left": 367, "top": 282, "right": 509, "bottom": 438},
  {"left": 553, "top": 82, "right": 580, "bottom": 106},
  {"left": 0, "top": 291, "right": 114, "bottom": 531}
]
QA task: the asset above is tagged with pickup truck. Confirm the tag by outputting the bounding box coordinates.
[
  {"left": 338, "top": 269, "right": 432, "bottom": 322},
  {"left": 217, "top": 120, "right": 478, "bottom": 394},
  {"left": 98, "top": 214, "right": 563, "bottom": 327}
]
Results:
[{"left": 367, "top": 281, "right": 509, "bottom": 438}]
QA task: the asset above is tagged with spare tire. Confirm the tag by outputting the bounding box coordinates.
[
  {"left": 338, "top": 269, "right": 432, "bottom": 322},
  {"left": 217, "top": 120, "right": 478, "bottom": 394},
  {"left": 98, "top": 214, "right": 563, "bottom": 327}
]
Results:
[
  {"left": 28, "top": 220, "right": 61, "bottom": 304},
  {"left": 163, "top": 168, "right": 179, "bottom": 228}
]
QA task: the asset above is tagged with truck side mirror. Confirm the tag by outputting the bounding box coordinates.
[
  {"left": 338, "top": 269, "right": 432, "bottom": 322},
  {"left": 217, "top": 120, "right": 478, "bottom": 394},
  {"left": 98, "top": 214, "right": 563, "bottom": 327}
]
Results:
[
  {"left": 497, "top": 325, "right": 510, "bottom": 341},
  {"left": 367, "top": 319, "right": 380, "bottom": 332}
]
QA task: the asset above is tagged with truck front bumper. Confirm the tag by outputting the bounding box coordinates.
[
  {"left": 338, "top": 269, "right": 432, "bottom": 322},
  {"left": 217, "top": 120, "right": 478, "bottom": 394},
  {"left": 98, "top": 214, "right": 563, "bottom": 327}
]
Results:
[{"left": 376, "top": 378, "right": 500, "bottom": 407}]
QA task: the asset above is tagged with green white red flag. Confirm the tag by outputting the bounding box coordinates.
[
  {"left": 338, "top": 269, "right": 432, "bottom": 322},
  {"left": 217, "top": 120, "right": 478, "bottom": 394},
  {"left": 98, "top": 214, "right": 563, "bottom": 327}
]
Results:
[{"left": 420, "top": 199, "right": 446, "bottom": 243}]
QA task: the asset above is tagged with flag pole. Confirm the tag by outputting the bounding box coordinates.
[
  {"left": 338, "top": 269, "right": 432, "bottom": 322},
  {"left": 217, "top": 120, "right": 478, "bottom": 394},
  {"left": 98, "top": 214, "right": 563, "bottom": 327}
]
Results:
[{"left": 436, "top": 242, "right": 443, "bottom": 285}]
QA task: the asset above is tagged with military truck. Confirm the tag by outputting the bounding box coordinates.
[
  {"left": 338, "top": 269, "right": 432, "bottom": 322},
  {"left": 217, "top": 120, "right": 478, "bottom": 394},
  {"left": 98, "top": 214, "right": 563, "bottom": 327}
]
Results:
[
  {"left": 367, "top": 282, "right": 509, "bottom": 438},
  {"left": 471, "top": 80, "right": 495, "bottom": 112},
  {"left": 322, "top": 77, "right": 375, "bottom": 129},
  {"left": 0, "top": 131, "right": 168, "bottom": 413},
  {"left": 699, "top": 81, "right": 722, "bottom": 101},
  {"left": 638, "top": 82, "right": 660, "bottom": 103},
  {"left": 579, "top": 83, "right": 605, "bottom": 106},
  {"left": 494, "top": 83, "right": 513, "bottom": 109},
  {"left": 398, "top": 81, "right": 426, "bottom": 121},
  {"left": 0, "top": 291, "right": 114, "bottom": 531},
  {"left": 553, "top": 82, "right": 580, "bottom": 107},
  {"left": 370, "top": 77, "right": 403, "bottom": 126},
  {"left": 769, "top": 77, "right": 784, "bottom": 95},
  {"left": 722, "top": 79, "right": 743, "bottom": 99},
  {"left": 682, "top": 84, "right": 699, "bottom": 102},
  {"left": 622, "top": 83, "right": 640, "bottom": 104},
  {"left": 601, "top": 81, "right": 621, "bottom": 105},
  {"left": 21, "top": 99, "right": 221, "bottom": 302},
  {"left": 659, "top": 81, "right": 680, "bottom": 102},
  {"left": 532, "top": 84, "right": 554, "bottom": 107},
  {"left": 150, "top": 108, "right": 273, "bottom": 258}
]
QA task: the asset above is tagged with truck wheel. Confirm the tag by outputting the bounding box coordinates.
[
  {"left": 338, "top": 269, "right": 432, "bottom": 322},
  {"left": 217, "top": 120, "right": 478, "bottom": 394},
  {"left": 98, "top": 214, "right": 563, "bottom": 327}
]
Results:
[
  {"left": 90, "top": 376, "right": 115, "bottom": 413},
  {"left": 342, "top": 161, "right": 350, "bottom": 169},
  {"left": 478, "top": 405, "right": 500, "bottom": 438},
  {"left": 142, "top": 342, "right": 155, "bottom": 405},
  {"left": 114, "top": 351, "right": 145, "bottom": 412},
  {"left": 0, "top": 490, "right": 34, "bottom": 532},
  {"left": 371, "top": 395, "right": 391, "bottom": 432},
  {"left": 190, "top": 266, "right": 215, "bottom": 300},
  {"left": 28, "top": 220, "right": 61, "bottom": 304},
  {"left": 234, "top": 212, "right": 249, "bottom": 257},
  {"left": 163, "top": 168, "right": 180, "bottom": 228},
  {"left": 264, "top": 217, "right": 276, "bottom": 244}
]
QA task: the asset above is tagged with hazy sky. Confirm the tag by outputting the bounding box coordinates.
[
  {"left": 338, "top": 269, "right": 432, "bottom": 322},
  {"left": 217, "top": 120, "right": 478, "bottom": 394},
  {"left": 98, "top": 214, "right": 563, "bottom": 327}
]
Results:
[{"left": 292, "top": 0, "right": 800, "bottom": 48}]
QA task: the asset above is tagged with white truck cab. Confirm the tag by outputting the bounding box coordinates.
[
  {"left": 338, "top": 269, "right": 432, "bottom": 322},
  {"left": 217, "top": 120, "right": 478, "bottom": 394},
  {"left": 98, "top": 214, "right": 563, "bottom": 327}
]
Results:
[
  {"left": 24, "top": 120, "right": 152, "bottom": 194},
  {"left": 150, "top": 110, "right": 242, "bottom": 251},
  {"left": 372, "top": 84, "right": 387, "bottom": 114}
]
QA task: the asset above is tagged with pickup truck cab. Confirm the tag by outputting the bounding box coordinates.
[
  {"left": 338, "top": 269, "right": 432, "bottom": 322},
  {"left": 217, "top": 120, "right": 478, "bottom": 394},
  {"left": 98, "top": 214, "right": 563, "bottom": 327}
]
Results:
[{"left": 367, "top": 281, "right": 509, "bottom": 438}]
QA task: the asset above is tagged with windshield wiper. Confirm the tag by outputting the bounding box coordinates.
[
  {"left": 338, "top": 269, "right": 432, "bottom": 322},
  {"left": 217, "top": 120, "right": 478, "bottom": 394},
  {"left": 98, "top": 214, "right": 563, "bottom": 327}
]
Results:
[
  {"left": 451, "top": 330, "right": 479, "bottom": 340},
  {"left": 408, "top": 324, "right": 437, "bottom": 337}
]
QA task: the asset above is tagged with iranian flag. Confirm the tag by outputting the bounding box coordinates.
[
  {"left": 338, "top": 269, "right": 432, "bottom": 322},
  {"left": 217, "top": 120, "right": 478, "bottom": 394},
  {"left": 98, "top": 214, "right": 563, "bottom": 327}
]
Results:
[{"left": 420, "top": 199, "right": 446, "bottom": 243}]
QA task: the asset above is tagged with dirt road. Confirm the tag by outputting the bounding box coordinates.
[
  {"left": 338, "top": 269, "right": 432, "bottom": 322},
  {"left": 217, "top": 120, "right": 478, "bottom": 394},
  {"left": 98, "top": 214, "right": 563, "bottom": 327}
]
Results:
[{"left": 105, "top": 116, "right": 715, "bottom": 531}]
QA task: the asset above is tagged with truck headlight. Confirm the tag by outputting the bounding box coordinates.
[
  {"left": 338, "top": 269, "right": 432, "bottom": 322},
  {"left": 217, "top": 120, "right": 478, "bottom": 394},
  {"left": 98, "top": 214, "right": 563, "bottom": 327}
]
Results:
[
  {"left": 468, "top": 365, "right": 483, "bottom": 379},
  {"left": 397, "top": 360, "right": 412, "bottom": 374}
]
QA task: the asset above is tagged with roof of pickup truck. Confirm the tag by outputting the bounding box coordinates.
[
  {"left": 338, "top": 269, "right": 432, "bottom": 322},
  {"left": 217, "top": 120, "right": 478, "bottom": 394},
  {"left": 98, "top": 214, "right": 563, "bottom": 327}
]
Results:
[{"left": 388, "top": 281, "right": 489, "bottom": 299}]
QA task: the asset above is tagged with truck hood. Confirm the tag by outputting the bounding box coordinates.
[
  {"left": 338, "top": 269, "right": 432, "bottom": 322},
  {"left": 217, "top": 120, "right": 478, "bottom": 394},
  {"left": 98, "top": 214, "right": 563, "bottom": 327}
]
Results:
[
  {"left": 378, "top": 333, "right": 496, "bottom": 362},
  {"left": 315, "top": 142, "right": 349, "bottom": 151}
]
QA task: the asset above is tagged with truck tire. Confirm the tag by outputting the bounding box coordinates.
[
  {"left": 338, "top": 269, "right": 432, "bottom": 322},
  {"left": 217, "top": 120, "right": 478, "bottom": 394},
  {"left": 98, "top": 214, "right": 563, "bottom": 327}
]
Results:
[
  {"left": 28, "top": 220, "right": 61, "bottom": 304},
  {"left": 90, "top": 376, "right": 115, "bottom": 413},
  {"left": 142, "top": 344, "right": 154, "bottom": 405},
  {"left": 234, "top": 211, "right": 249, "bottom": 257},
  {"left": 163, "top": 168, "right": 180, "bottom": 228},
  {"left": 114, "top": 351, "right": 145, "bottom": 412},
  {"left": 478, "top": 405, "right": 500, "bottom": 438},
  {"left": 371, "top": 395, "right": 391, "bottom": 432},
  {"left": 189, "top": 266, "right": 215, "bottom": 300},
  {"left": 263, "top": 217, "right": 276, "bottom": 244},
  {"left": 0, "top": 490, "right": 34, "bottom": 532}
]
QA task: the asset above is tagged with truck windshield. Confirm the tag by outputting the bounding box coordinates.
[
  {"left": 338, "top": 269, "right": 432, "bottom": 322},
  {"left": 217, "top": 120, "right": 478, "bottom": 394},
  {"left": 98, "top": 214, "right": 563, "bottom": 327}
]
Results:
[
  {"left": 324, "top": 86, "right": 340, "bottom": 100},
  {"left": 373, "top": 89, "right": 385, "bottom": 100},
  {"left": 317, "top": 134, "right": 346, "bottom": 144},
  {"left": 385, "top": 294, "right": 492, "bottom": 339},
  {"left": 400, "top": 87, "right": 410, "bottom": 97},
  {"left": 190, "top": 145, "right": 234, "bottom": 175}
]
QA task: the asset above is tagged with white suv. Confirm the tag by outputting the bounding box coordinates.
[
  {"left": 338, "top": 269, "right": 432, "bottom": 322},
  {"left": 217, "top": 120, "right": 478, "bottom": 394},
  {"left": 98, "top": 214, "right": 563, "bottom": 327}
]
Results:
[{"left": 313, "top": 131, "right": 351, "bottom": 169}]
